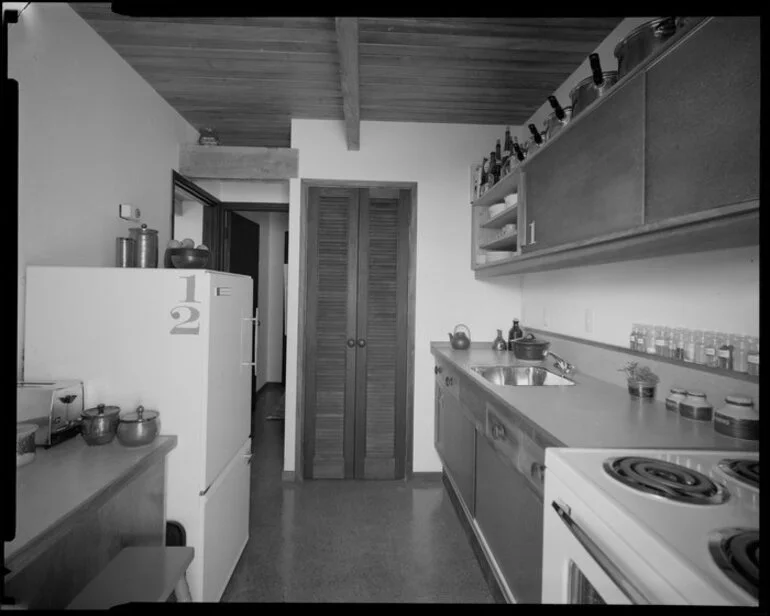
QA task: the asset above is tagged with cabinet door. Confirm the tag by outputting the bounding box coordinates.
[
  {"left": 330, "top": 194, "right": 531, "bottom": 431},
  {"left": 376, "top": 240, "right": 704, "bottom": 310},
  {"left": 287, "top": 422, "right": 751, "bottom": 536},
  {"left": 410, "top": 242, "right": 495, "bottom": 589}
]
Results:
[
  {"left": 644, "top": 17, "right": 760, "bottom": 222},
  {"left": 475, "top": 433, "right": 543, "bottom": 604},
  {"left": 522, "top": 73, "right": 645, "bottom": 253},
  {"left": 437, "top": 390, "right": 476, "bottom": 515}
]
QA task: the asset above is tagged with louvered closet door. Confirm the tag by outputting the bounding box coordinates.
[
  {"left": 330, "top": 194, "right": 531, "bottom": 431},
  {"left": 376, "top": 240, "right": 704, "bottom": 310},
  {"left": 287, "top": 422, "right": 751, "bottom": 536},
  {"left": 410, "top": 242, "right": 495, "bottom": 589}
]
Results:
[
  {"left": 304, "top": 187, "right": 359, "bottom": 479},
  {"left": 354, "top": 188, "right": 410, "bottom": 479}
]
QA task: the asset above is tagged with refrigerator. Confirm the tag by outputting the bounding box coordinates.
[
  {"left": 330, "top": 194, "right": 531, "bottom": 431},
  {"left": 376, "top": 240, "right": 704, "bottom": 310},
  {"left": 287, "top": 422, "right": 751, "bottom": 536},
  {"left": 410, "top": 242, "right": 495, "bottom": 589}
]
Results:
[{"left": 22, "top": 266, "right": 255, "bottom": 602}]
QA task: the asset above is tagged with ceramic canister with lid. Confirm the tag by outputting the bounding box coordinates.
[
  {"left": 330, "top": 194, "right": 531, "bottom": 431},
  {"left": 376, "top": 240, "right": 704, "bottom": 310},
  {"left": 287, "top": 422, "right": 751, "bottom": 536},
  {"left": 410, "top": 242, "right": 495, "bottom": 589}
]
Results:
[
  {"left": 665, "top": 387, "right": 688, "bottom": 412},
  {"left": 713, "top": 395, "right": 759, "bottom": 440},
  {"left": 679, "top": 391, "right": 713, "bottom": 421}
]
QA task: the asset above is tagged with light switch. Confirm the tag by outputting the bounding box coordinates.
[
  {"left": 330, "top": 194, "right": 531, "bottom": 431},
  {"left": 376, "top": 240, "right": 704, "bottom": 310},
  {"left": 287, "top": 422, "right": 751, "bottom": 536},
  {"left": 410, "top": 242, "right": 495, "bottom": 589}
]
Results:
[{"left": 119, "top": 203, "right": 141, "bottom": 221}]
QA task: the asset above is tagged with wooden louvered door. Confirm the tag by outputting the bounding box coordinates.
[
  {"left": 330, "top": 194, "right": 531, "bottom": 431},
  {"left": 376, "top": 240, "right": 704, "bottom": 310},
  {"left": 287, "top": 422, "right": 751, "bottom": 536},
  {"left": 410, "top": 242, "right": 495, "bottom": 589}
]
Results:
[{"left": 304, "top": 185, "right": 409, "bottom": 480}]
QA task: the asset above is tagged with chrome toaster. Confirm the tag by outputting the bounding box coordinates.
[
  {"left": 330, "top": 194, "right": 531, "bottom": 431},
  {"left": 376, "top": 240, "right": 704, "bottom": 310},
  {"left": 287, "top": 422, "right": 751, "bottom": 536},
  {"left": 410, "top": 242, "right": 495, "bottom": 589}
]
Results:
[{"left": 17, "top": 380, "right": 85, "bottom": 447}]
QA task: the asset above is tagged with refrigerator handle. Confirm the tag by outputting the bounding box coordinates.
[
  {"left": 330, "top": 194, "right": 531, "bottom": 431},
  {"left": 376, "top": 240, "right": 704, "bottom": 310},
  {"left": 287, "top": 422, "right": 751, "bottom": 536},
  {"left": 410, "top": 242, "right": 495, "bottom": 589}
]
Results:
[{"left": 241, "top": 316, "right": 256, "bottom": 368}]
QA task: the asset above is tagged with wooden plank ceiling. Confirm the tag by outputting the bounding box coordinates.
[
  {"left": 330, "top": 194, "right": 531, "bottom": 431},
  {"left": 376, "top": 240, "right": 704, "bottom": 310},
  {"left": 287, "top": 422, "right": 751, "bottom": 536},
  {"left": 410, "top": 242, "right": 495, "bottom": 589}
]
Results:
[{"left": 68, "top": 5, "right": 621, "bottom": 148}]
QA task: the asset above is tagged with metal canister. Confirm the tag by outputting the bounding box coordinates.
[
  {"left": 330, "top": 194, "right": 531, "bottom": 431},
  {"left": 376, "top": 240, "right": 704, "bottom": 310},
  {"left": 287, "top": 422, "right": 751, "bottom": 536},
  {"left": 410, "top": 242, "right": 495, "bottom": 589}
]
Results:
[
  {"left": 679, "top": 391, "right": 713, "bottom": 421},
  {"left": 116, "top": 237, "right": 136, "bottom": 268},
  {"left": 129, "top": 224, "right": 158, "bottom": 268}
]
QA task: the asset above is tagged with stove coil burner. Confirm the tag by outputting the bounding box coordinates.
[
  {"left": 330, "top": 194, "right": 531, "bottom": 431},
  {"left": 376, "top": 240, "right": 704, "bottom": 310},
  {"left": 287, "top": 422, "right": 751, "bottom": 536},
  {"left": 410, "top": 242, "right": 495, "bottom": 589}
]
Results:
[
  {"left": 717, "top": 459, "right": 759, "bottom": 491},
  {"left": 709, "top": 528, "right": 759, "bottom": 600},
  {"left": 603, "top": 457, "right": 729, "bottom": 505}
]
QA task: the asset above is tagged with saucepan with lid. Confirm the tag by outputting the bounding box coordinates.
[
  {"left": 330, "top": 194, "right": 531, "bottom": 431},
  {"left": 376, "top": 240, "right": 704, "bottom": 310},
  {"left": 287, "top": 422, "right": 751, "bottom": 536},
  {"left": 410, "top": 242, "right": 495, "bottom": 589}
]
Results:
[
  {"left": 511, "top": 333, "right": 551, "bottom": 361},
  {"left": 117, "top": 405, "right": 160, "bottom": 447},
  {"left": 80, "top": 404, "right": 121, "bottom": 446},
  {"left": 614, "top": 17, "right": 687, "bottom": 79},
  {"left": 542, "top": 95, "right": 573, "bottom": 143},
  {"left": 569, "top": 53, "right": 618, "bottom": 118}
]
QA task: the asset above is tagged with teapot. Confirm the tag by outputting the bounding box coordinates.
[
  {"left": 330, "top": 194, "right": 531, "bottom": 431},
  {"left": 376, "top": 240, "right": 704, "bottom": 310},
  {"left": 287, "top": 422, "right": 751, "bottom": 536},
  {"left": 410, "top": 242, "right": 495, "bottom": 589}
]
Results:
[{"left": 449, "top": 324, "right": 472, "bottom": 350}]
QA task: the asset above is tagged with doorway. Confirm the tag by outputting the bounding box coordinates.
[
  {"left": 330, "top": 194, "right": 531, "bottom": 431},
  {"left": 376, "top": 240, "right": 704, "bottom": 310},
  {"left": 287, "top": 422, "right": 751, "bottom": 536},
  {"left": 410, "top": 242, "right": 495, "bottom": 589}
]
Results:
[
  {"left": 219, "top": 202, "right": 289, "bottom": 410},
  {"left": 296, "top": 181, "right": 417, "bottom": 481}
]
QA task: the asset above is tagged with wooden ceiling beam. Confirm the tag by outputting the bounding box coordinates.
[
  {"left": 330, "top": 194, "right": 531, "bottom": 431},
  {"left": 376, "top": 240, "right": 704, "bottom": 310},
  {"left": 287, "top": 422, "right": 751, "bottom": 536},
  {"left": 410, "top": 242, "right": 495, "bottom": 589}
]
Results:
[{"left": 335, "top": 17, "right": 360, "bottom": 151}]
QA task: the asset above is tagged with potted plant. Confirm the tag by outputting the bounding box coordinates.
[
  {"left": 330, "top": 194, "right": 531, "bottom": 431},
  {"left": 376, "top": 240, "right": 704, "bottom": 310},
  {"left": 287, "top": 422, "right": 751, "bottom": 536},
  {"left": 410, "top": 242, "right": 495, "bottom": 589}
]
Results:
[{"left": 619, "top": 361, "right": 660, "bottom": 398}]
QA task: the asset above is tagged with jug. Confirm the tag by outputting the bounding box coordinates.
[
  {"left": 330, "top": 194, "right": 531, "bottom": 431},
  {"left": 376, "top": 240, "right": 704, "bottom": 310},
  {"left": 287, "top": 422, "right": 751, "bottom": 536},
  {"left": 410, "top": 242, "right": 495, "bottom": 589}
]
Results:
[{"left": 449, "top": 324, "right": 471, "bottom": 350}]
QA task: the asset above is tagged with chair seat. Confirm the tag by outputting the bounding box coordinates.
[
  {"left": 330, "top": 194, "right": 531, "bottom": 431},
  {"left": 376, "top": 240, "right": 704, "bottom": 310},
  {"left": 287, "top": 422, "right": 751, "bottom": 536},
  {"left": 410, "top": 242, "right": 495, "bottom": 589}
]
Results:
[{"left": 67, "top": 547, "right": 194, "bottom": 609}]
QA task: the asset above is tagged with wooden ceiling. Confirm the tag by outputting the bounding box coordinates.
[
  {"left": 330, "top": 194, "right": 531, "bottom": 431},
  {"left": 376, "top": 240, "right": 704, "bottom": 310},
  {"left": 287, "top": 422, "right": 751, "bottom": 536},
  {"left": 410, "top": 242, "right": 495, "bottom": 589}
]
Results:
[{"left": 68, "top": 5, "right": 622, "bottom": 148}]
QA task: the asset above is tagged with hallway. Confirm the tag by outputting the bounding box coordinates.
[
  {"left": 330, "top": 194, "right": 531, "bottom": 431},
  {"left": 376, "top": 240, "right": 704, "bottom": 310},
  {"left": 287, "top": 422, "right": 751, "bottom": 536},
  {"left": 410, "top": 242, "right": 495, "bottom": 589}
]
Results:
[{"left": 220, "top": 385, "right": 496, "bottom": 603}]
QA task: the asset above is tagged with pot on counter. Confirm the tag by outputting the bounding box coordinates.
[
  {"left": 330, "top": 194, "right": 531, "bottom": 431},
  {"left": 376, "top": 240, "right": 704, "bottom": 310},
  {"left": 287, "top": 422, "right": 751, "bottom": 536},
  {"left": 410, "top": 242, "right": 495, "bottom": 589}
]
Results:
[
  {"left": 614, "top": 17, "right": 686, "bottom": 79},
  {"left": 117, "top": 405, "right": 159, "bottom": 447},
  {"left": 569, "top": 53, "right": 618, "bottom": 118},
  {"left": 80, "top": 404, "right": 121, "bottom": 446},
  {"left": 511, "top": 333, "right": 551, "bottom": 361}
]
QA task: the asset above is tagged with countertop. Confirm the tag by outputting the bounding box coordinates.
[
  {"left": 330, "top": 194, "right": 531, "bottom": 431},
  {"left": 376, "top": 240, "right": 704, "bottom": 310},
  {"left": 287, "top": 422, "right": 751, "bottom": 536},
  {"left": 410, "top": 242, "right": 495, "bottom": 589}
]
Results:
[
  {"left": 6, "top": 435, "right": 177, "bottom": 565},
  {"left": 431, "top": 342, "right": 758, "bottom": 452}
]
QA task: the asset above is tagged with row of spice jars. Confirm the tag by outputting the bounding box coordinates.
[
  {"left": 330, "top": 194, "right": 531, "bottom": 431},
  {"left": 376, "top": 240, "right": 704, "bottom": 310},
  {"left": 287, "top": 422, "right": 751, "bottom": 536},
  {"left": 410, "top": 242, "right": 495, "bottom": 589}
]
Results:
[
  {"left": 629, "top": 325, "right": 759, "bottom": 376},
  {"left": 665, "top": 389, "right": 759, "bottom": 440}
]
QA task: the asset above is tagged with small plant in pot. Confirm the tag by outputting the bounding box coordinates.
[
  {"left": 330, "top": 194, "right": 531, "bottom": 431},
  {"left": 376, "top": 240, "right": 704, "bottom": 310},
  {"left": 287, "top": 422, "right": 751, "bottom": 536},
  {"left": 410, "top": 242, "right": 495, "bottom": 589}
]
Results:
[{"left": 619, "top": 361, "right": 660, "bottom": 398}]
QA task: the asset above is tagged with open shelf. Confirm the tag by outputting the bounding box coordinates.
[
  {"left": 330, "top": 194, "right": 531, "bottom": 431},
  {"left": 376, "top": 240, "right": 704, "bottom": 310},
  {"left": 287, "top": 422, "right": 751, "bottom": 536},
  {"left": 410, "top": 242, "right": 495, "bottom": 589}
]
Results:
[
  {"left": 480, "top": 234, "right": 518, "bottom": 252},
  {"left": 471, "top": 168, "right": 520, "bottom": 208},
  {"left": 481, "top": 203, "right": 518, "bottom": 229}
]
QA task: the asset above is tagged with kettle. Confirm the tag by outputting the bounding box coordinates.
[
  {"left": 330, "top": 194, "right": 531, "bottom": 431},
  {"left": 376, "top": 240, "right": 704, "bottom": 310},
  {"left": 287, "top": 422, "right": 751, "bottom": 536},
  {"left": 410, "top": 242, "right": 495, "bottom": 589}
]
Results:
[{"left": 449, "top": 324, "right": 471, "bottom": 350}]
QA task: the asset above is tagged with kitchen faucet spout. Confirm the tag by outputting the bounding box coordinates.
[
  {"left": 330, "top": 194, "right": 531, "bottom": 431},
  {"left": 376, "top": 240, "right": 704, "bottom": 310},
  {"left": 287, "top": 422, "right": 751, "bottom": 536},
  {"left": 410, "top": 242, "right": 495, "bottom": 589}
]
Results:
[{"left": 547, "top": 351, "right": 575, "bottom": 376}]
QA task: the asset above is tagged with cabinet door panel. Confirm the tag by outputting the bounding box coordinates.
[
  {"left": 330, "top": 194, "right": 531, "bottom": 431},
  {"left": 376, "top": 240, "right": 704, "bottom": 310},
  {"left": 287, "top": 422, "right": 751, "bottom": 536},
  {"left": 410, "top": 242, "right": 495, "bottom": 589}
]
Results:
[
  {"left": 440, "top": 392, "right": 476, "bottom": 515},
  {"left": 475, "top": 433, "right": 543, "bottom": 604},
  {"left": 522, "top": 73, "right": 645, "bottom": 253},
  {"left": 644, "top": 17, "right": 760, "bottom": 222}
]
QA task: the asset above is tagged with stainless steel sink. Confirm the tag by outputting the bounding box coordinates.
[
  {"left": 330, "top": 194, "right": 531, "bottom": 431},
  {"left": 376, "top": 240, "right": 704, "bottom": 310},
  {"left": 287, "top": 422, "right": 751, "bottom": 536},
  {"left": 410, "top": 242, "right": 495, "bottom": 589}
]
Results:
[{"left": 470, "top": 365, "right": 575, "bottom": 386}]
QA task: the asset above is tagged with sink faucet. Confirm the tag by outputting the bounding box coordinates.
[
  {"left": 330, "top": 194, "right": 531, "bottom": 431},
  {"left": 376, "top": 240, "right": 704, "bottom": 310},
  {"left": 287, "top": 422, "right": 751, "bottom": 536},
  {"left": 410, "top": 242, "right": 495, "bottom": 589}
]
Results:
[{"left": 547, "top": 351, "right": 575, "bottom": 376}]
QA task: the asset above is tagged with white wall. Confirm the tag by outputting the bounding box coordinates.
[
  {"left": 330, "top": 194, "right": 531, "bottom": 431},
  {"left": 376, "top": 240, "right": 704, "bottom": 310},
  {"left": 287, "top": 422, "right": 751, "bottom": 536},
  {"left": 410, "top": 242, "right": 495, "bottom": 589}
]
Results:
[
  {"left": 12, "top": 3, "right": 198, "bottom": 378},
  {"left": 172, "top": 200, "right": 204, "bottom": 245},
  {"left": 510, "top": 17, "right": 760, "bottom": 346},
  {"left": 285, "top": 119, "right": 524, "bottom": 474}
]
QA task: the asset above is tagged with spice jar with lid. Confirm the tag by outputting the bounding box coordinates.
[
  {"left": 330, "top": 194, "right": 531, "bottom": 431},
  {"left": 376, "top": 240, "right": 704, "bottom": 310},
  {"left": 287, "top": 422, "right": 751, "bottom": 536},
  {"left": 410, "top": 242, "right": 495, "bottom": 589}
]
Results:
[
  {"left": 713, "top": 395, "right": 759, "bottom": 440},
  {"left": 703, "top": 331, "right": 718, "bottom": 367},
  {"left": 665, "top": 387, "right": 687, "bottom": 412},
  {"left": 693, "top": 330, "right": 706, "bottom": 364},
  {"left": 679, "top": 391, "right": 713, "bottom": 421},
  {"left": 732, "top": 335, "right": 749, "bottom": 373},
  {"left": 746, "top": 337, "right": 759, "bottom": 377},
  {"left": 717, "top": 333, "right": 734, "bottom": 370}
]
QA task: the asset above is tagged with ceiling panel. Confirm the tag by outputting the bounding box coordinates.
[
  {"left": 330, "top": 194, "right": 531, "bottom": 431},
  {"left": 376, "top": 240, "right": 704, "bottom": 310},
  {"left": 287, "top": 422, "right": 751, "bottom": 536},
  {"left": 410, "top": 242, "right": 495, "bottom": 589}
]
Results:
[{"left": 68, "top": 5, "right": 622, "bottom": 147}]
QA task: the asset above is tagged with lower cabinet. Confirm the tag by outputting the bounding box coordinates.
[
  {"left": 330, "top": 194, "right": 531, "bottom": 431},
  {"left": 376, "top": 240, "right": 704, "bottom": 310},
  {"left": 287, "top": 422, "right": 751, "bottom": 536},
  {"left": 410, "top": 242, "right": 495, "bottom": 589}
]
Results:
[
  {"left": 435, "top": 383, "right": 476, "bottom": 516},
  {"left": 474, "top": 432, "right": 544, "bottom": 604}
]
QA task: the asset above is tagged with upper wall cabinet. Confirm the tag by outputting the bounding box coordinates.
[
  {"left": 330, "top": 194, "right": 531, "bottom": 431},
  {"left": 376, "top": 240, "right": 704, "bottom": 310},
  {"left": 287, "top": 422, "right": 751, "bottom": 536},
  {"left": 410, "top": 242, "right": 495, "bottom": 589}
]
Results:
[
  {"left": 522, "top": 72, "right": 644, "bottom": 253},
  {"left": 644, "top": 16, "right": 760, "bottom": 222},
  {"left": 473, "top": 16, "right": 760, "bottom": 278}
]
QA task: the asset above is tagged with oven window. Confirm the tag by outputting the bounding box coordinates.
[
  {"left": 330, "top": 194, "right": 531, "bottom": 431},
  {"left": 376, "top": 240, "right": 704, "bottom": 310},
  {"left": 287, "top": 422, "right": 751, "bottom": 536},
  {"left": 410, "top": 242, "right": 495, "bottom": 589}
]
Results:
[{"left": 568, "top": 561, "right": 607, "bottom": 604}]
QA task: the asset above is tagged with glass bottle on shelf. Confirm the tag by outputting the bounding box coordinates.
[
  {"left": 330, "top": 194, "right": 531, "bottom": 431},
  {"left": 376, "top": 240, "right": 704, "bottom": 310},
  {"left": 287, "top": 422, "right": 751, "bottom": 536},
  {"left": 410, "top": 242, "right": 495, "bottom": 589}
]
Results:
[
  {"left": 673, "top": 328, "right": 686, "bottom": 361},
  {"left": 487, "top": 151, "right": 497, "bottom": 188},
  {"left": 495, "top": 139, "right": 502, "bottom": 171},
  {"left": 502, "top": 127, "right": 512, "bottom": 169},
  {"left": 703, "top": 331, "right": 718, "bottom": 367},
  {"left": 644, "top": 325, "right": 657, "bottom": 355},
  {"left": 654, "top": 326, "right": 668, "bottom": 357},
  {"left": 683, "top": 329, "right": 695, "bottom": 362},
  {"left": 480, "top": 157, "right": 488, "bottom": 188},
  {"left": 693, "top": 330, "right": 707, "bottom": 365},
  {"left": 629, "top": 324, "right": 639, "bottom": 351},
  {"left": 732, "top": 335, "right": 749, "bottom": 373},
  {"left": 717, "top": 333, "right": 734, "bottom": 370},
  {"left": 746, "top": 337, "right": 759, "bottom": 376},
  {"left": 512, "top": 136, "right": 525, "bottom": 162}
]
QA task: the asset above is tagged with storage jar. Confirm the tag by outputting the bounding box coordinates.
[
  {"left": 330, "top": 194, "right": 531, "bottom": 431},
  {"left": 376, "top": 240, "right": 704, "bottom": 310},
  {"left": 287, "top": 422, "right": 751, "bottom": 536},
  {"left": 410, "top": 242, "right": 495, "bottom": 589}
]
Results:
[
  {"left": 679, "top": 391, "right": 713, "bottom": 421},
  {"left": 713, "top": 396, "right": 759, "bottom": 441},
  {"left": 665, "top": 387, "right": 688, "bottom": 412}
]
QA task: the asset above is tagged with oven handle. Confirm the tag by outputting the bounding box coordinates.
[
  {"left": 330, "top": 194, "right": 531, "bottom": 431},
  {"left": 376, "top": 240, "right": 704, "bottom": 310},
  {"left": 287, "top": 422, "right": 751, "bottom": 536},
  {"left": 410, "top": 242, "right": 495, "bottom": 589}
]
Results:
[{"left": 551, "top": 500, "right": 651, "bottom": 605}]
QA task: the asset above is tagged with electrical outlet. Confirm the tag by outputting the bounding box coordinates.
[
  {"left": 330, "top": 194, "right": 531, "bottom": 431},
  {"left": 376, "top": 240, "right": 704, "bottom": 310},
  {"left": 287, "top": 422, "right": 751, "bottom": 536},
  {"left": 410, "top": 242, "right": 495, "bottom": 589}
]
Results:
[
  {"left": 542, "top": 307, "right": 549, "bottom": 328},
  {"left": 119, "top": 203, "right": 141, "bottom": 222},
  {"left": 585, "top": 308, "right": 593, "bottom": 334}
]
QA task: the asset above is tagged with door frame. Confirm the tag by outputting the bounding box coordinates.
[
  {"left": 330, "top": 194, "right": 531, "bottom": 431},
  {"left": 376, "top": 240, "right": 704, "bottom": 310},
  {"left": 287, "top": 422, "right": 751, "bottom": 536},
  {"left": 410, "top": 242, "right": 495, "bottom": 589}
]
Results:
[
  {"left": 217, "top": 202, "right": 289, "bottom": 272},
  {"left": 295, "top": 179, "right": 418, "bottom": 481}
]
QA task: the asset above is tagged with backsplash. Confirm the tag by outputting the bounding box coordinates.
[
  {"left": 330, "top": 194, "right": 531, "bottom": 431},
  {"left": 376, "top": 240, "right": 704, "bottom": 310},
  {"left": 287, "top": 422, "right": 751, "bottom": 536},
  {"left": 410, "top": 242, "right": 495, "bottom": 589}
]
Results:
[{"left": 527, "top": 328, "right": 759, "bottom": 411}]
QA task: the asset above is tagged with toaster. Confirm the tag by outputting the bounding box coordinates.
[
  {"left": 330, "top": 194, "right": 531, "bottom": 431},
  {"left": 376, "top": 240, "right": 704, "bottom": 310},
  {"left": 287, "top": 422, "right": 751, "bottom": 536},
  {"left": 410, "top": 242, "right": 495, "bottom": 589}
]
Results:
[{"left": 17, "top": 380, "right": 85, "bottom": 447}]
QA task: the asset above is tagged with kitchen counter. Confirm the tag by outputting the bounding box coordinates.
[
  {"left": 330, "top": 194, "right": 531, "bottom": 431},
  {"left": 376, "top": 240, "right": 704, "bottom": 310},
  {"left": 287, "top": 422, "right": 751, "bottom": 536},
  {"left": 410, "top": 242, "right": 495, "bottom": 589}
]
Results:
[
  {"left": 6, "top": 435, "right": 177, "bottom": 569},
  {"left": 431, "top": 342, "right": 758, "bottom": 452}
]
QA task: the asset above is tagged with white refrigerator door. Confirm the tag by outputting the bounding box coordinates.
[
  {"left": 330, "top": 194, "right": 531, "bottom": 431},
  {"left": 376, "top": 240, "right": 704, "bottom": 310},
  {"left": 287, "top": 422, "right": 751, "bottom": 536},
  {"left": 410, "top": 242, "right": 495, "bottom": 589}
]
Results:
[
  {"left": 201, "top": 272, "right": 253, "bottom": 490},
  {"left": 195, "top": 437, "right": 252, "bottom": 602}
]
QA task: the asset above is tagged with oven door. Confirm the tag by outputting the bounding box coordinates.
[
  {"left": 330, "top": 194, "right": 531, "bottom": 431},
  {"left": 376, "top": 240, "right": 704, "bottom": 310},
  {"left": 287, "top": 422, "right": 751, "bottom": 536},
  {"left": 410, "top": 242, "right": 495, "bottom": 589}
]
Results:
[{"left": 542, "top": 473, "right": 667, "bottom": 604}]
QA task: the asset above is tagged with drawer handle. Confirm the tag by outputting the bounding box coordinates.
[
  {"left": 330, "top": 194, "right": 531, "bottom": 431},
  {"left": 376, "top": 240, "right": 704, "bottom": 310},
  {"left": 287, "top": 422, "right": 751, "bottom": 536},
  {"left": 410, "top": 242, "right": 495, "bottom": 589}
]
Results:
[
  {"left": 445, "top": 376, "right": 454, "bottom": 387},
  {"left": 529, "top": 221, "right": 536, "bottom": 245},
  {"left": 530, "top": 462, "right": 545, "bottom": 484},
  {"left": 491, "top": 424, "right": 505, "bottom": 440}
]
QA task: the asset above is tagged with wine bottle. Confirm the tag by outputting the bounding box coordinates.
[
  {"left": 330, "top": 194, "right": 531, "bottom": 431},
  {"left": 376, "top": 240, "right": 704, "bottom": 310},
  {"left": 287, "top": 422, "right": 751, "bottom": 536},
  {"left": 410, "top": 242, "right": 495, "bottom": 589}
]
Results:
[
  {"left": 480, "top": 157, "right": 488, "bottom": 186},
  {"left": 512, "top": 136, "right": 525, "bottom": 161},
  {"left": 528, "top": 123, "right": 543, "bottom": 145},
  {"left": 502, "top": 126, "right": 512, "bottom": 166},
  {"left": 488, "top": 151, "right": 497, "bottom": 186},
  {"left": 495, "top": 139, "right": 502, "bottom": 168}
]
